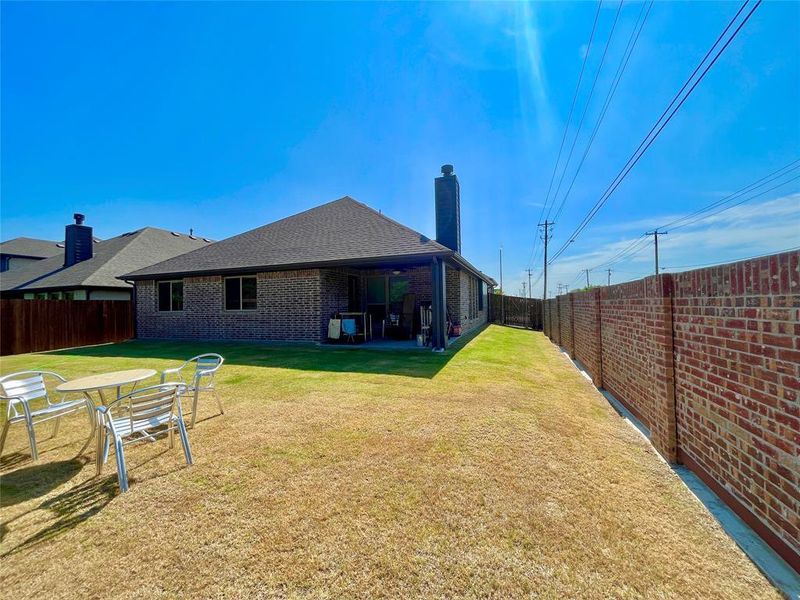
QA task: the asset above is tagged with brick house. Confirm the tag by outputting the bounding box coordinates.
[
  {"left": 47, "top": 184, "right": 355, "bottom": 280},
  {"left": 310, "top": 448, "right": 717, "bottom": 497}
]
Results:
[{"left": 124, "top": 165, "right": 495, "bottom": 348}]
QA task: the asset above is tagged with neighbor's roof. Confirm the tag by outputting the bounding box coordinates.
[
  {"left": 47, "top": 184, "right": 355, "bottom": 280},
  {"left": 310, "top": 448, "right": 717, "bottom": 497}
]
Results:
[
  {"left": 1, "top": 228, "right": 212, "bottom": 292},
  {"left": 0, "top": 237, "right": 63, "bottom": 259},
  {"left": 125, "top": 196, "right": 488, "bottom": 280}
]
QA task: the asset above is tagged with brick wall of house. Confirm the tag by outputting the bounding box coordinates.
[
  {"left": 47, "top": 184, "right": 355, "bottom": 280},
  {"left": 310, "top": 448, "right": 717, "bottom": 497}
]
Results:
[
  {"left": 558, "top": 294, "right": 574, "bottom": 357},
  {"left": 453, "top": 269, "right": 488, "bottom": 335},
  {"left": 541, "top": 250, "right": 799, "bottom": 568},
  {"left": 136, "top": 270, "right": 323, "bottom": 342},
  {"left": 572, "top": 289, "right": 603, "bottom": 387},
  {"left": 672, "top": 251, "right": 799, "bottom": 560}
]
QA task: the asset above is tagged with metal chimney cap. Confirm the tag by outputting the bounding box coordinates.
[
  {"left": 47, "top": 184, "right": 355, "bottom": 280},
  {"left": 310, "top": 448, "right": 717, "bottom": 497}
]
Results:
[
  {"left": 441, "top": 164, "right": 454, "bottom": 176},
  {"left": 73, "top": 213, "right": 85, "bottom": 225}
]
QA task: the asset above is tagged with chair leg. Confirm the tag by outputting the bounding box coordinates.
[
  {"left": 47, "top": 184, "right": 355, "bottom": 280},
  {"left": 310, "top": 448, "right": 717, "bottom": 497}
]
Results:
[
  {"left": 51, "top": 416, "right": 61, "bottom": 439},
  {"left": 213, "top": 388, "right": 224, "bottom": 415},
  {"left": 0, "top": 420, "right": 10, "bottom": 458},
  {"left": 103, "top": 432, "right": 110, "bottom": 465},
  {"left": 168, "top": 424, "right": 175, "bottom": 449},
  {"left": 176, "top": 417, "right": 193, "bottom": 466},
  {"left": 190, "top": 388, "right": 200, "bottom": 429},
  {"left": 77, "top": 400, "right": 97, "bottom": 457},
  {"left": 114, "top": 438, "right": 129, "bottom": 492},
  {"left": 96, "top": 427, "right": 106, "bottom": 476},
  {"left": 24, "top": 417, "right": 39, "bottom": 461}
]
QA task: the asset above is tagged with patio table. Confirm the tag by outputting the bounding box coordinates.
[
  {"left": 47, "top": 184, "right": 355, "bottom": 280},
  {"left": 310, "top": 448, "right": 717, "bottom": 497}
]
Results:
[{"left": 56, "top": 369, "right": 157, "bottom": 474}]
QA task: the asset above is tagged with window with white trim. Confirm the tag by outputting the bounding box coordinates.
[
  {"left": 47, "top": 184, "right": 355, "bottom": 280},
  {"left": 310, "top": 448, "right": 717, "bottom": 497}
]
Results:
[{"left": 225, "top": 276, "right": 257, "bottom": 311}]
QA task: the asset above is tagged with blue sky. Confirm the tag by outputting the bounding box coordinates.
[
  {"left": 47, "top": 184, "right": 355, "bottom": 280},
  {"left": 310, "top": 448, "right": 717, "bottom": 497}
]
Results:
[{"left": 2, "top": 1, "right": 798, "bottom": 296}]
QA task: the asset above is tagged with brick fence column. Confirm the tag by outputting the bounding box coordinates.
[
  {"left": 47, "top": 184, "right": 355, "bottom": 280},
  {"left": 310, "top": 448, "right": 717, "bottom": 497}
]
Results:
[
  {"left": 594, "top": 287, "right": 604, "bottom": 389},
  {"left": 650, "top": 274, "right": 677, "bottom": 463},
  {"left": 569, "top": 293, "right": 576, "bottom": 359}
]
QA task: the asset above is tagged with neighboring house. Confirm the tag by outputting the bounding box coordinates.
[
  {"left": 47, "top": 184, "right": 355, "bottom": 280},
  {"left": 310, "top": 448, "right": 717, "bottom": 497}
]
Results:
[
  {"left": 0, "top": 237, "right": 63, "bottom": 272},
  {"left": 124, "top": 165, "right": 496, "bottom": 349},
  {"left": 1, "top": 214, "right": 212, "bottom": 300}
]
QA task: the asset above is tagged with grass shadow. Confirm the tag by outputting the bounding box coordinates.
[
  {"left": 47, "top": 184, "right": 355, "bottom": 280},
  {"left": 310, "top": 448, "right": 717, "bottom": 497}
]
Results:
[
  {"left": 0, "top": 458, "right": 86, "bottom": 508},
  {"left": 1, "top": 476, "right": 117, "bottom": 556},
  {"left": 40, "top": 325, "right": 487, "bottom": 379}
]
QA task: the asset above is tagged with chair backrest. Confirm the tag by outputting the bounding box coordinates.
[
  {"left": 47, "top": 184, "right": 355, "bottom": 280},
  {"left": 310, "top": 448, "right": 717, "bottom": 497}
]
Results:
[
  {"left": 420, "top": 306, "right": 432, "bottom": 328},
  {"left": 189, "top": 354, "right": 223, "bottom": 385},
  {"left": 342, "top": 318, "right": 357, "bottom": 335},
  {"left": 0, "top": 371, "right": 61, "bottom": 417},
  {"left": 109, "top": 384, "right": 182, "bottom": 435}
]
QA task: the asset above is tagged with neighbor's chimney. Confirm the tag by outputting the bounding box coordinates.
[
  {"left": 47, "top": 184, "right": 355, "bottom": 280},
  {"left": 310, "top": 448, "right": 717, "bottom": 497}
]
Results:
[
  {"left": 434, "top": 164, "right": 461, "bottom": 253},
  {"left": 64, "top": 213, "right": 93, "bottom": 267}
]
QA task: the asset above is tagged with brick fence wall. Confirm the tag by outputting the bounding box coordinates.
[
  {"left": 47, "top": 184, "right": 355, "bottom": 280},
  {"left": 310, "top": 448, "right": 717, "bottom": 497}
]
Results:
[
  {"left": 543, "top": 250, "right": 799, "bottom": 570},
  {"left": 572, "top": 289, "right": 603, "bottom": 387}
]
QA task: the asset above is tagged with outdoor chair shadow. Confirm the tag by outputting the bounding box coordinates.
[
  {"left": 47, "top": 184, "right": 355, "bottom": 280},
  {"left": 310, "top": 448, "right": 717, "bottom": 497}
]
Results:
[
  {"left": 1, "top": 475, "right": 117, "bottom": 557},
  {"left": 0, "top": 457, "right": 87, "bottom": 507}
]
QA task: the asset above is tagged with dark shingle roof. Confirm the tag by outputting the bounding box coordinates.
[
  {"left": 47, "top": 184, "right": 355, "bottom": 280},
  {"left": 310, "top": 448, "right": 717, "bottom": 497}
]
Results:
[
  {"left": 125, "top": 197, "right": 455, "bottom": 279},
  {"left": 1, "top": 228, "right": 211, "bottom": 292},
  {"left": 0, "top": 237, "right": 62, "bottom": 259}
]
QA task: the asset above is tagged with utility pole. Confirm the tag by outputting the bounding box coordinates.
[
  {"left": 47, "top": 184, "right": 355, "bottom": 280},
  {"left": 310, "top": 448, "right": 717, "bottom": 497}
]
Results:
[
  {"left": 522, "top": 281, "right": 526, "bottom": 298},
  {"left": 583, "top": 269, "right": 590, "bottom": 288},
  {"left": 538, "top": 220, "right": 554, "bottom": 301},
  {"left": 645, "top": 230, "right": 668, "bottom": 276},
  {"left": 525, "top": 268, "right": 533, "bottom": 300},
  {"left": 499, "top": 246, "right": 505, "bottom": 325},
  {"left": 607, "top": 268, "right": 612, "bottom": 286}
]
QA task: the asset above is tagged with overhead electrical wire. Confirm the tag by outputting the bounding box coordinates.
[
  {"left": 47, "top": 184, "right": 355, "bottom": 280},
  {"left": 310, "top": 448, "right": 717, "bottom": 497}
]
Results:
[
  {"left": 552, "top": 0, "right": 653, "bottom": 223},
  {"left": 545, "top": 0, "right": 625, "bottom": 221},
  {"left": 549, "top": 0, "right": 762, "bottom": 265},
  {"left": 527, "top": 0, "right": 603, "bottom": 268},
  {"left": 586, "top": 161, "right": 798, "bottom": 273},
  {"left": 662, "top": 246, "right": 800, "bottom": 271}
]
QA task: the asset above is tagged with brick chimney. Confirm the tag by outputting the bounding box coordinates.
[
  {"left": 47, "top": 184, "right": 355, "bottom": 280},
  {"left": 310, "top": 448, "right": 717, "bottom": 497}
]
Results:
[
  {"left": 434, "top": 164, "right": 461, "bottom": 253},
  {"left": 64, "top": 213, "right": 93, "bottom": 267}
]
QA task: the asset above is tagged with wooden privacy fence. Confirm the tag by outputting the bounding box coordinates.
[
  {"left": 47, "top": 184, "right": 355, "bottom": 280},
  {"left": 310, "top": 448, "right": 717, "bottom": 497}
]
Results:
[
  {"left": 0, "top": 300, "right": 134, "bottom": 356},
  {"left": 488, "top": 294, "right": 542, "bottom": 330}
]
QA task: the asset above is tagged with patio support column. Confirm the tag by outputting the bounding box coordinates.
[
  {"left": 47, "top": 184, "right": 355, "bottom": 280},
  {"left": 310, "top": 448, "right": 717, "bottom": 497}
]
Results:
[{"left": 431, "top": 257, "right": 447, "bottom": 351}]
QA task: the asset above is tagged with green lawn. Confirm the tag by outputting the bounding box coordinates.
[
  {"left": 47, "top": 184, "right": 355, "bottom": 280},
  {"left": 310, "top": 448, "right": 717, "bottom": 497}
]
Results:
[{"left": 0, "top": 326, "right": 779, "bottom": 598}]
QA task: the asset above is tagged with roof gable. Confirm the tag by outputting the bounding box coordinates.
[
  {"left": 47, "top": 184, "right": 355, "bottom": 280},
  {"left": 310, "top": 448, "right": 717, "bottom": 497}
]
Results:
[
  {"left": 0, "top": 237, "right": 62, "bottom": 259},
  {"left": 1, "top": 228, "right": 211, "bottom": 292},
  {"left": 125, "top": 197, "right": 452, "bottom": 279}
]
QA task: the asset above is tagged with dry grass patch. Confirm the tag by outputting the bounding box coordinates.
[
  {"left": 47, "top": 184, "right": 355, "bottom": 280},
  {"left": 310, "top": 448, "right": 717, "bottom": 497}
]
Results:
[{"left": 0, "top": 326, "right": 780, "bottom": 598}]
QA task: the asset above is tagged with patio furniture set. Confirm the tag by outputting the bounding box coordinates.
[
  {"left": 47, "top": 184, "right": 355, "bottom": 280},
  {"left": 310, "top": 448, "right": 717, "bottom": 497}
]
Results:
[
  {"left": 0, "top": 353, "right": 224, "bottom": 492},
  {"left": 327, "top": 295, "right": 453, "bottom": 347}
]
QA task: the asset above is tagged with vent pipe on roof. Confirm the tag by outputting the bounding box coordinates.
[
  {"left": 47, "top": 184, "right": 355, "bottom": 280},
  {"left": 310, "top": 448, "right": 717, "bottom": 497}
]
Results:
[
  {"left": 434, "top": 164, "right": 461, "bottom": 253},
  {"left": 64, "top": 213, "right": 93, "bottom": 267}
]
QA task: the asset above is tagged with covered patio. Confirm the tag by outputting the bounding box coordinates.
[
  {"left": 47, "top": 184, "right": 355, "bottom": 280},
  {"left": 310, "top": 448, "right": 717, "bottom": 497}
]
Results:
[{"left": 320, "top": 255, "right": 485, "bottom": 350}]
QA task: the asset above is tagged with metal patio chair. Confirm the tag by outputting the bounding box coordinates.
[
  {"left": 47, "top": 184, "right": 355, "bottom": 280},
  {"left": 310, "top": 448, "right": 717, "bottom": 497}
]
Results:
[
  {"left": 0, "top": 371, "right": 94, "bottom": 461},
  {"left": 96, "top": 383, "right": 192, "bottom": 492},
  {"left": 160, "top": 354, "right": 224, "bottom": 429}
]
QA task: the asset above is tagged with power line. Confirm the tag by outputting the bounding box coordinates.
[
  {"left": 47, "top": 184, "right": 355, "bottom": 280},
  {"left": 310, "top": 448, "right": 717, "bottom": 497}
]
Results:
[
  {"left": 660, "top": 159, "right": 800, "bottom": 230},
  {"left": 549, "top": 0, "right": 762, "bottom": 264},
  {"left": 528, "top": 1, "right": 603, "bottom": 268},
  {"left": 546, "top": 0, "right": 625, "bottom": 221},
  {"left": 662, "top": 246, "right": 800, "bottom": 271},
  {"left": 553, "top": 0, "right": 653, "bottom": 223},
  {"left": 585, "top": 160, "right": 799, "bottom": 274},
  {"left": 667, "top": 173, "right": 800, "bottom": 232}
]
